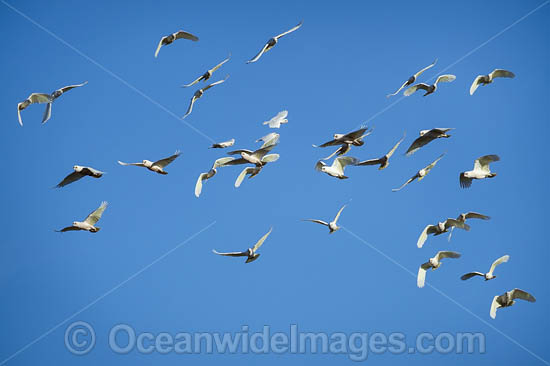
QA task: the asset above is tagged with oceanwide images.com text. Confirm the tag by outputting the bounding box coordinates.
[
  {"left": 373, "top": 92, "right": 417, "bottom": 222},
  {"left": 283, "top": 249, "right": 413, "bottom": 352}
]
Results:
[{"left": 65, "top": 322, "right": 486, "bottom": 361}]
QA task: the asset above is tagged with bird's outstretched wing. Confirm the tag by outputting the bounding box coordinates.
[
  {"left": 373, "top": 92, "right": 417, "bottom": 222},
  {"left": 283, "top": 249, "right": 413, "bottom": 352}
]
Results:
[
  {"left": 490, "top": 295, "right": 501, "bottom": 319},
  {"left": 425, "top": 153, "right": 445, "bottom": 172},
  {"left": 387, "top": 80, "right": 410, "bottom": 98},
  {"left": 174, "top": 30, "right": 199, "bottom": 41},
  {"left": 464, "top": 212, "right": 491, "bottom": 220},
  {"left": 181, "top": 75, "right": 204, "bottom": 88},
  {"left": 252, "top": 227, "right": 273, "bottom": 252},
  {"left": 235, "top": 167, "right": 259, "bottom": 188},
  {"left": 356, "top": 158, "right": 383, "bottom": 166},
  {"left": 488, "top": 255, "right": 510, "bottom": 276},
  {"left": 84, "top": 201, "right": 108, "bottom": 225},
  {"left": 436, "top": 251, "right": 461, "bottom": 261},
  {"left": 17, "top": 93, "right": 52, "bottom": 126},
  {"left": 509, "top": 289, "right": 536, "bottom": 302},
  {"left": 154, "top": 151, "right": 181, "bottom": 168},
  {"left": 274, "top": 21, "right": 303, "bottom": 39},
  {"left": 459, "top": 173, "right": 472, "bottom": 188},
  {"left": 118, "top": 160, "right": 146, "bottom": 167},
  {"left": 261, "top": 153, "right": 280, "bottom": 163},
  {"left": 195, "top": 172, "right": 209, "bottom": 197},
  {"left": 333, "top": 156, "right": 358, "bottom": 174},
  {"left": 56, "top": 171, "right": 84, "bottom": 188},
  {"left": 56, "top": 226, "right": 81, "bottom": 232},
  {"left": 333, "top": 205, "right": 346, "bottom": 224},
  {"left": 444, "top": 219, "right": 470, "bottom": 231},
  {"left": 435, "top": 74, "right": 456, "bottom": 84},
  {"left": 58, "top": 81, "right": 88, "bottom": 94},
  {"left": 247, "top": 43, "right": 270, "bottom": 64},
  {"left": 303, "top": 219, "right": 329, "bottom": 227},
  {"left": 417, "top": 266, "right": 428, "bottom": 288},
  {"left": 386, "top": 133, "right": 406, "bottom": 158},
  {"left": 42, "top": 102, "right": 52, "bottom": 124},
  {"left": 202, "top": 75, "right": 229, "bottom": 92},
  {"left": 392, "top": 175, "right": 417, "bottom": 192},
  {"left": 213, "top": 157, "right": 235, "bottom": 169},
  {"left": 417, "top": 225, "right": 438, "bottom": 248},
  {"left": 404, "top": 83, "right": 430, "bottom": 96},
  {"left": 414, "top": 58, "right": 438, "bottom": 78},
  {"left": 475, "top": 155, "right": 500, "bottom": 172},
  {"left": 183, "top": 95, "right": 197, "bottom": 119},
  {"left": 209, "top": 53, "right": 231, "bottom": 73},
  {"left": 212, "top": 249, "right": 248, "bottom": 257},
  {"left": 460, "top": 272, "right": 485, "bottom": 280},
  {"left": 490, "top": 69, "right": 515, "bottom": 79},
  {"left": 406, "top": 134, "right": 433, "bottom": 156},
  {"left": 154, "top": 36, "right": 167, "bottom": 58},
  {"left": 470, "top": 75, "right": 484, "bottom": 95}
]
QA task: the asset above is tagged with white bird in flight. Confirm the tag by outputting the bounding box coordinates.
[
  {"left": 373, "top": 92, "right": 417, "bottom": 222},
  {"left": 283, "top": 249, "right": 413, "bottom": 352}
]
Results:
[
  {"left": 210, "top": 138, "right": 235, "bottom": 149},
  {"left": 459, "top": 155, "right": 500, "bottom": 188},
  {"left": 256, "top": 132, "right": 280, "bottom": 148},
  {"left": 303, "top": 204, "right": 347, "bottom": 233},
  {"left": 247, "top": 21, "right": 303, "bottom": 63},
  {"left": 212, "top": 228, "right": 273, "bottom": 263},
  {"left": 405, "top": 128, "right": 453, "bottom": 156},
  {"left": 404, "top": 74, "right": 456, "bottom": 97},
  {"left": 387, "top": 59, "right": 437, "bottom": 97},
  {"left": 470, "top": 69, "right": 515, "bottom": 95},
  {"left": 416, "top": 219, "right": 470, "bottom": 248},
  {"left": 195, "top": 157, "right": 235, "bottom": 197},
  {"left": 17, "top": 82, "right": 88, "bottom": 126},
  {"left": 118, "top": 151, "right": 181, "bottom": 175},
  {"left": 392, "top": 153, "right": 445, "bottom": 191},
  {"left": 183, "top": 76, "right": 229, "bottom": 119},
  {"left": 461, "top": 255, "right": 509, "bottom": 281},
  {"left": 448, "top": 212, "right": 490, "bottom": 241},
  {"left": 154, "top": 30, "right": 199, "bottom": 58},
  {"left": 356, "top": 132, "right": 405, "bottom": 170},
  {"left": 56, "top": 201, "right": 108, "bottom": 233},
  {"left": 182, "top": 54, "right": 230, "bottom": 87},
  {"left": 315, "top": 156, "right": 358, "bottom": 179},
  {"left": 490, "top": 288, "right": 536, "bottom": 319},
  {"left": 55, "top": 165, "right": 104, "bottom": 188},
  {"left": 263, "top": 110, "right": 288, "bottom": 128},
  {"left": 417, "top": 251, "right": 461, "bottom": 288}
]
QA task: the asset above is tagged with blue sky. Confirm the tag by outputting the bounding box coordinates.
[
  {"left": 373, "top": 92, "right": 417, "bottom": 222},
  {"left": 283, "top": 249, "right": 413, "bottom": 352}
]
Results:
[{"left": 1, "top": 0, "right": 549, "bottom": 364}]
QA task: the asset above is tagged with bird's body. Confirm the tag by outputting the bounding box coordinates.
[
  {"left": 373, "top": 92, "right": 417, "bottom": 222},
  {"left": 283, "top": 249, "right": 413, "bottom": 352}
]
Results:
[
  {"left": 210, "top": 138, "right": 235, "bottom": 149},
  {"left": 404, "top": 74, "right": 456, "bottom": 97},
  {"left": 393, "top": 153, "right": 445, "bottom": 191},
  {"left": 56, "top": 165, "right": 104, "bottom": 188},
  {"left": 17, "top": 82, "right": 87, "bottom": 126},
  {"left": 417, "top": 251, "right": 461, "bottom": 288},
  {"left": 263, "top": 110, "right": 288, "bottom": 128},
  {"left": 56, "top": 201, "right": 108, "bottom": 233},
  {"left": 118, "top": 151, "right": 181, "bottom": 175},
  {"left": 247, "top": 21, "right": 303, "bottom": 63},
  {"left": 417, "top": 219, "right": 470, "bottom": 248},
  {"left": 490, "top": 288, "right": 536, "bottom": 319},
  {"left": 460, "top": 155, "right": 500, "bottom": 188},
  {"left": 387, "top": 59, "right": 437, "bottom": 97},
  {"left": 357, "top": 132, "right": 405, "bottom": 170},
  {"left": 315, "top": 156, "right": 358, "bottom": 179},
  {"left": 461, "top": 255, "right": 509, "bottom": 281},
  {"left": 154, "top": 30, "right": 199, "bottom": 58},
  {"left": 213, "top": 228, "right": 273, "bottom": 263},
  {"left": 314, "top": 127, "right": 373, "bottom": 160},
  {"left": 405, "top": 128, "right": 453, "bottom": 156},
  {"left": 470, "top": 69, "right": 515, "bottom": 95},
  {"left": 183, "top": 76, "right": 229, "bottom": 119},
  {"left": 182, "top": 54, "right": 230, "bottom": 87},
  {"left": 303, "top": 204, "right": 346, "bottom": 234}
]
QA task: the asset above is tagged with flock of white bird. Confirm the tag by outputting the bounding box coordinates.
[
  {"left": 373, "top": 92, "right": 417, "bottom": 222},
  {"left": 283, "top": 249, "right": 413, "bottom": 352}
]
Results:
[{"left": 17, "top": 21, "right": 535, "bottom": 319}]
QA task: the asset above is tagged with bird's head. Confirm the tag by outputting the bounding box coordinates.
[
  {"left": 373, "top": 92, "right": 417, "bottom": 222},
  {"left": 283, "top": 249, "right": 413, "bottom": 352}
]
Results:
[
  {"left": 143, "top": 160, "right": 153, "bottom": 166},
  {"left": 333, "top": 133, "right": 344, "bottom": 140},
  {"left": 419, "top": 130, "right": 430, "bottom": 136},
  {"left": 72, "top": 221, "right": 78, "bottom": 227},
  {"left": 73, "top": 165, "right": 83, "bottom": 172}
]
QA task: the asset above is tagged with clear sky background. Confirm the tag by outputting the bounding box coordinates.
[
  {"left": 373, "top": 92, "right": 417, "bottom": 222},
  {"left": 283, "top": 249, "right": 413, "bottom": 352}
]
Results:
[{"left": 1, "top": 0, "right": 549, "bottom": 364}]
